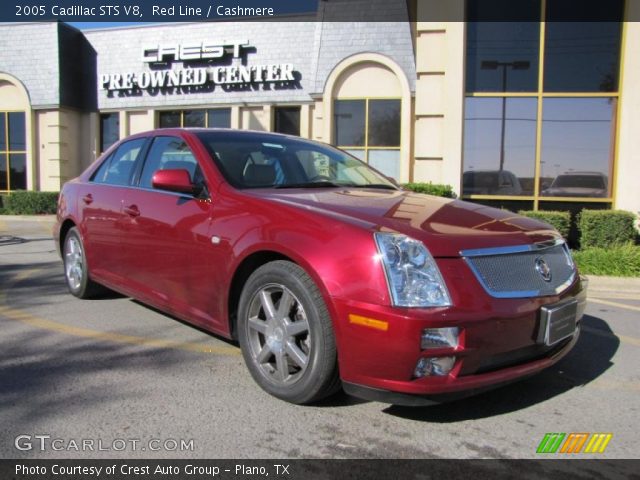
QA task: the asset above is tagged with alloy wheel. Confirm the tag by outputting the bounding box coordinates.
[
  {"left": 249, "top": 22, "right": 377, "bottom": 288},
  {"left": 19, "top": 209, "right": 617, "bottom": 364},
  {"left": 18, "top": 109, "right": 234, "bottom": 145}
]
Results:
[{"left": 245, "top": 283, "right": 311, "bottom": 386}]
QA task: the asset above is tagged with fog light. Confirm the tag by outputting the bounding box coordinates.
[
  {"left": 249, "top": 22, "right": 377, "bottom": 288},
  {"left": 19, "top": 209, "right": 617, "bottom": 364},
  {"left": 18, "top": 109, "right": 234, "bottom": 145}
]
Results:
[
  {"left": 421, "top": 327, "right": 459, "bottom": 350},
  {"left": 414, "top": 356, "right": 456, "bottom": 378}
]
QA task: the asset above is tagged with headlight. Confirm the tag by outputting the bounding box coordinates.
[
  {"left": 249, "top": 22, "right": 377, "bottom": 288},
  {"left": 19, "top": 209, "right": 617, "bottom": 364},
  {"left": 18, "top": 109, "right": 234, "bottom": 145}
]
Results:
[{"left": 374, "top": 232, "right": 452, "bottom": 307}]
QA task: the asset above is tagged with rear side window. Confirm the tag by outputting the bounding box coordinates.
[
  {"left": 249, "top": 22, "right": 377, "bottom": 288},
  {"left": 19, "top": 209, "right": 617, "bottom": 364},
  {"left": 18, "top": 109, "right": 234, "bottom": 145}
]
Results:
[
  {"left": 139, "top": 136, "right": 201, "bottom": 189},
  {"left": 92, "top": 138, "right": 146, "bottom": 186}
]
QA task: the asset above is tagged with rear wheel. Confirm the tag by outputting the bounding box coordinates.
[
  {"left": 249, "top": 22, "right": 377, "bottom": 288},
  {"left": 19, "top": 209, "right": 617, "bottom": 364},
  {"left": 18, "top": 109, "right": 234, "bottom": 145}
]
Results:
[
  {"left": 237, "top": 261, "right": 340, "bottom": 404},
  {"left": 63, "top": 227, "right": 103, "bottom": 299}
]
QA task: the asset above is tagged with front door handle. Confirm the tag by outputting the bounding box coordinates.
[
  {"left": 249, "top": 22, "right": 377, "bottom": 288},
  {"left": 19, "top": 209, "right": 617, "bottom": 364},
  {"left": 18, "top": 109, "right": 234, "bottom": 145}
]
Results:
[
  {"left": 82, "top": 194, "right": 93, "bottom": 205},
  {"left": 123, "top": 204, "right": 140, "bottom": 217}
]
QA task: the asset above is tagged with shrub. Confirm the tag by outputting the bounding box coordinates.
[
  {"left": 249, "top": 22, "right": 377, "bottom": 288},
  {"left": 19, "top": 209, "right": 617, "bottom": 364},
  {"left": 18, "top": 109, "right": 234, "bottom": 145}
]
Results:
[
  {"left": 2, "top": 191, "right": 59, "bottom": 215},
  {"left": 578, "top": 209, "right": 637, "bottom": 248},
  {"left": 518, "top": 210, "right": 570, "bottom": 239},
  {"left": 402, "top": 182, "right": 456, "bottom": 198},
  {"left": 572, "top": 244, "right": 640, "bottom": 277}
]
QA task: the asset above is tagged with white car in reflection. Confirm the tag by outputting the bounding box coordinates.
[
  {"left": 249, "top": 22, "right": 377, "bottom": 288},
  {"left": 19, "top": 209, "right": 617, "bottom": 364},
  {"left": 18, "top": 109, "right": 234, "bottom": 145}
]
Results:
[{"left": 542, "top": 171, "right": 607, "bottom": 198}]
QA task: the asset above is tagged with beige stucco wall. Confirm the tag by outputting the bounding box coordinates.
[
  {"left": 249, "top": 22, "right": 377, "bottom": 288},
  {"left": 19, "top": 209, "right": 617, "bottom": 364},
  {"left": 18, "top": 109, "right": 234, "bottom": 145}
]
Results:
[
  {"left": 616, "top": 18, "right": 640, "bottom": 218},
  {"left": 36, "top": 108, "right": 93, "bottom": 191},
  {"left": 240, "top": 106, "right": 270, "bottom": 131},
  {"left": 413, "top": 0, "right": 465, "bottom": 193}
]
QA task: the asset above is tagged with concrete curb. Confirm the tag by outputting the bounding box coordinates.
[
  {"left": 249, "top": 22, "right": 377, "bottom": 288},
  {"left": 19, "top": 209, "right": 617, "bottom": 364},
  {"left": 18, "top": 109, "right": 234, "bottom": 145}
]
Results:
[
  {"left": 585, "top": 275, "right": 640, "bottom": 296},
  {"left": 0, "top": 215, "right": 56, "bottom": 223}
]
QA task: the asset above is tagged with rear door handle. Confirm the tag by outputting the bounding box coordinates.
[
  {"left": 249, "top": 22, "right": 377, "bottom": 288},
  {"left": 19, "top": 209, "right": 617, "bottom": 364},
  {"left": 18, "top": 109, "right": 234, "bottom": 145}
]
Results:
[
  {"left": 82, "top": 194, "right": 93, "bottom": 205},
  {"left": 123, "top": 204, "right": 140, "bottom": 217}
]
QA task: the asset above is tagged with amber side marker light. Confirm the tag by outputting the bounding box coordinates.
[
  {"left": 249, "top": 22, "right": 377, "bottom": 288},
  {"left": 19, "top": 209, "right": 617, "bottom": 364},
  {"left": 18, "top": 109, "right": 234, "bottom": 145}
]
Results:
[{"left": 348, "top": 314, "right": 389, "bottom": 332}]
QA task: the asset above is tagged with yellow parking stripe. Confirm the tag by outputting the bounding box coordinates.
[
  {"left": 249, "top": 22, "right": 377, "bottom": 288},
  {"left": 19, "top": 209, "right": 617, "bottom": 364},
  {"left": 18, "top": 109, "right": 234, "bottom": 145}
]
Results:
[{"left": 0, "top": 269, "right": 240, "bottom": 356}]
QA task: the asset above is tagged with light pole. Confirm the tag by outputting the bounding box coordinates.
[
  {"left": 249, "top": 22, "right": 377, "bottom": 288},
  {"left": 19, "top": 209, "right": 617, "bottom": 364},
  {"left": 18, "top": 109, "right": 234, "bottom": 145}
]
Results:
[{"left": 480, "top": 60, "right": 530, "bottom": 172}]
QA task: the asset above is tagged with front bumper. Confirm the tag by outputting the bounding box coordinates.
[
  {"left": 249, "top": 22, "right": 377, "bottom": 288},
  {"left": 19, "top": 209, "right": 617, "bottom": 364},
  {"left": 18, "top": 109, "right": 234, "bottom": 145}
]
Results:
[{"left": 331, "top": 264, "right": 587, "bottom": 406}]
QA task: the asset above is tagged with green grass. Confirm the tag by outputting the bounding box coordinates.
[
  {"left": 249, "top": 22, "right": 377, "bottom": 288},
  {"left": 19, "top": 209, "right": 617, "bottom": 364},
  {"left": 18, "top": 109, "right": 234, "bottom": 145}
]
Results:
[{"left": 572, "top": 244, "right": 640, "bottom": 277}]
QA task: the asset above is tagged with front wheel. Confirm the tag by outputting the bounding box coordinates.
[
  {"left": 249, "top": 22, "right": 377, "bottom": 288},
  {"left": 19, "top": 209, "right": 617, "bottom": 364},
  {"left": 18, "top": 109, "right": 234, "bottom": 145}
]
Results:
[{"left": 237, "top": 261, "right": 340, "bottom": 404}]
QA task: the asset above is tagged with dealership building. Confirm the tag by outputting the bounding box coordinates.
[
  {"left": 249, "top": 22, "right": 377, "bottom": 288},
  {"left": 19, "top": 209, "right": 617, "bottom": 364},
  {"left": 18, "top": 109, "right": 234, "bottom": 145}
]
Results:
[{"left": 0, "top": 0, "right": 638, "bottom": 216}]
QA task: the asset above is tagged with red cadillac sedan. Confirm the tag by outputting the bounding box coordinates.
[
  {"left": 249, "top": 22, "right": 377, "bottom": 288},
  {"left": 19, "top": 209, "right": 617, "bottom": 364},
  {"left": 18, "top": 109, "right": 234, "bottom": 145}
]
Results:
[{"left": 54, "top": 129, "right": 586, "bottom": 406}]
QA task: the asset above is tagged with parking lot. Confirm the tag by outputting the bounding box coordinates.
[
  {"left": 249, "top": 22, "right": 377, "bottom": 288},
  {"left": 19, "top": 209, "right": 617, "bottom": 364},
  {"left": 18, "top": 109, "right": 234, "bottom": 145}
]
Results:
[{"left": 1, "top": 216, "right": 639, "bottom": 460}]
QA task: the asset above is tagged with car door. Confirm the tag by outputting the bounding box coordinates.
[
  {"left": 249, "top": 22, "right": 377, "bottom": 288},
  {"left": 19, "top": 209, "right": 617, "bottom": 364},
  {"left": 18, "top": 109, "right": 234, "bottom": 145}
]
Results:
[
  {"left": 78, "top": 137, "right": 148, "bottom": 285},
  {"left": 118, "top": 135, "right": 219, "bottom": 328}
]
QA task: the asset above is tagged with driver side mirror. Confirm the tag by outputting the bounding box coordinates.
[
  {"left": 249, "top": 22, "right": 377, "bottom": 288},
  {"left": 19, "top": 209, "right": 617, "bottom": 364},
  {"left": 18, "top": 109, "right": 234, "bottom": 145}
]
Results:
[{"left": 152, "top": 169, "right": 198, "bottom": 195}]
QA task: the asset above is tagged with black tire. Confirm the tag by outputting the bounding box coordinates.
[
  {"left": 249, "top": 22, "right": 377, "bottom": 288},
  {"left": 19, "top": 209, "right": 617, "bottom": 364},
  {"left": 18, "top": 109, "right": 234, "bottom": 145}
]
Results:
[
  {"left": 237, "top": 260, "right": 340, "bottom": 404},
  {"left": 62, "top": 227, "right": 104, "bottom": 299}
]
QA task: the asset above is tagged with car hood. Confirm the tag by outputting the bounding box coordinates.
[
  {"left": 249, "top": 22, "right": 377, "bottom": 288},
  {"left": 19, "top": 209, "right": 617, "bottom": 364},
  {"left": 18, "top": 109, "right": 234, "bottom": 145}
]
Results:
[{"left": 245, "top": 188, "right": 559, "bottom": 257}]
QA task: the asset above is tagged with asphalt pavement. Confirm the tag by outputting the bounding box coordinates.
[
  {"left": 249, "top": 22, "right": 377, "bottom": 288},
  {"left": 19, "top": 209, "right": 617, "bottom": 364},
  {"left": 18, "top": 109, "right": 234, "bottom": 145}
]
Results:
[{"left": 0, "top": 215, "right": 639, "bottom": 462}]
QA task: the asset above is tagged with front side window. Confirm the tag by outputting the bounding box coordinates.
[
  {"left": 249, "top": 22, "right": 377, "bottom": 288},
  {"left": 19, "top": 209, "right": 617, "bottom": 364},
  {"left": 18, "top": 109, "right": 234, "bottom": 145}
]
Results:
[
  {"left": 139, "top": 136, "right": 201, "bottom": 190},
  {"left": 94, "top": 138, "right": 146, "bottom": 186},
  {"left": 0, "top": 111, "right": 27, "bottom": 191},
  {"left": 334, "top": 99, "right": 401, "bottom": 179},
  {"left": 196, "top": 132, "right": 395, "bottom": 190},
  {"left": 463, "top": 0, "right": 623, "bottom": 207}
]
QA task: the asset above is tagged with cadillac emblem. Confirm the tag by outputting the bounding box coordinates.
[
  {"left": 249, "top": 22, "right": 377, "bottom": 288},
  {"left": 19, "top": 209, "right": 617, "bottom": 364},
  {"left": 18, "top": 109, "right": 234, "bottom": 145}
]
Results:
[{"left": 535, "top": 257, "right": 552, "bottom": 282}]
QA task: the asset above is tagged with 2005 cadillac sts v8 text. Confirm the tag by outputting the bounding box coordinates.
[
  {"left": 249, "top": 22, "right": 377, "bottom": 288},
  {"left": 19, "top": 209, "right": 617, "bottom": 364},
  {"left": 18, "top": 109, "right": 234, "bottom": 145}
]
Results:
[{"left": 54, "top": 129, "right": 587, "bottom": 406}]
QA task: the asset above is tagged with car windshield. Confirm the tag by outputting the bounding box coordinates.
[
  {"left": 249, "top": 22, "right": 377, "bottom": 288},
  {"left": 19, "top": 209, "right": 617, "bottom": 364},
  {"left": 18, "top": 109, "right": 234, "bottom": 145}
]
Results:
[
  {"left": 195, "top": 131, "right": 397, "bottom": 190},
  {"left": 552, "top": 175, "right": 605, "bottom": 189}
]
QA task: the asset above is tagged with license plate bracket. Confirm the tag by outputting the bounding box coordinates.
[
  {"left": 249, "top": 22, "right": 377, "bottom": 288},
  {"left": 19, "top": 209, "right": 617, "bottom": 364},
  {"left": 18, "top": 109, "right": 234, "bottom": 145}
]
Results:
[{"left": 537, "top": 299, "right": 578, "bottom": 346}]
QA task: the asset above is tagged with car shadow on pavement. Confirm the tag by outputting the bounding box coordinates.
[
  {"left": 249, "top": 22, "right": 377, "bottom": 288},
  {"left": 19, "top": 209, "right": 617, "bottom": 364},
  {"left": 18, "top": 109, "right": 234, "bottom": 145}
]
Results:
[
  {"left": 382, "top": 314, "right": 619, "bottom": 422},
  {"left": 0, "top": 326, "right": 204, "bottom": 445}
]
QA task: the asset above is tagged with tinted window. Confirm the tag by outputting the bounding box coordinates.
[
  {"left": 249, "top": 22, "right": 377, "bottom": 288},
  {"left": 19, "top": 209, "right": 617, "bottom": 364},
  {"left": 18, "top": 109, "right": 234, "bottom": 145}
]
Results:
[
  {"left": 100, "top": 113, "right": 119, "bottom": 152},
  {"left": 184, "top": 110, "right": 206, "bottom": 127},
  {"left": 208, "top": 109, "right": 231, "bottom": 128},
  {"left": 139, "top": 137, "right": 200, "bottom": 189},
  {"left": 274, "top": 107, "right": 301, "bottom": 136},
  {"left": 544, "top": 0, "right": 623, "bottom": 92},
  {"left": 334, "top": 100, "right": 365, "bottom": 146},
  {"left": 9, "top": 153, "right": 26, "bottom": 190},
  {"left": 539, "top": 98, "right": 614, "bottom": 197},
  {"left": 0, "top": 114, "right": 5, "bottom": 150},
  {"left": 466, "top": 0, "right": 540, "bottom": 92},
  {"left": 159, "top": 111, "right": 181, "bottom": 128},
  {"left": 101, "top": 138, "right": 146, "bottom": 186},
  {"left": 8, "top": 112, "right": 26, "bottom": 150},
  {"left": 463, "top": 97, "right": 537, "bottom": 196},
  {"left": 0, "top": 154, "right": 6, "bottom": 190},
  {"left": 368, "top": 100, "right": 400, "bottom": 147}
]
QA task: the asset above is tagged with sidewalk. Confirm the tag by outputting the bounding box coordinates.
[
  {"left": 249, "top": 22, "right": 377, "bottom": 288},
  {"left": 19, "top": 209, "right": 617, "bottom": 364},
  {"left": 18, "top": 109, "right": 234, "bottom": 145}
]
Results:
[
  {"left": 586, "top": 275, "right": 640, "bottom": 298},
  {"left": 0, "top": 214, "right": 56, "bottom": 223}
]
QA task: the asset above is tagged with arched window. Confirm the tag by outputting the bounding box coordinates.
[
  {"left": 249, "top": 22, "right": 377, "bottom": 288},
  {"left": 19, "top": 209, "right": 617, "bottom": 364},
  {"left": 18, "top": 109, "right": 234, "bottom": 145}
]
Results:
[{"left": 0, "top": 78, "right": 29, "bottom": 192}]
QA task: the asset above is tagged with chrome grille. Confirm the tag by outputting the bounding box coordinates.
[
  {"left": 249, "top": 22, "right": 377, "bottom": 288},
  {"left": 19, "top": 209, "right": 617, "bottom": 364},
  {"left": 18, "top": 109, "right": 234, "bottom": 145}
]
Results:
[{"left": 461, "top": 240, "right": 576, "bottom": 298}]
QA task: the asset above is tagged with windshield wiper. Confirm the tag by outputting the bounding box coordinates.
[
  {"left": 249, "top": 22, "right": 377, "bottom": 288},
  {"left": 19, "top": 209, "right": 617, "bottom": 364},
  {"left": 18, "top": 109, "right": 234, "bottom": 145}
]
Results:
[
  {"left": 275, "top": 181, "right": 346, "bottom": 189},
  {"left": 354, "top": 184, "right": 398, "bottom": 190},
  {"left": 275, "top": 181, "right": 397, "bottom": 190}
]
